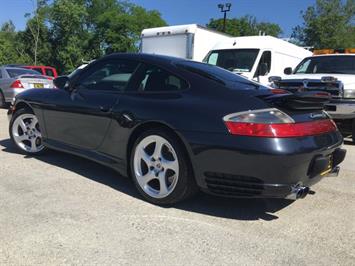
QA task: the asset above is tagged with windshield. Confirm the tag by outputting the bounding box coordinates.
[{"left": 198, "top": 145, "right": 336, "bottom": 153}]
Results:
[
  {"left": 176, "top": 61, "right": 261, "bottom": 90},
  {"left": 6, "top": 68, "right": 42, "bottom": 78},
  {"left": 294, "top": 55, "right": 355, "bottom": 75},
  {"left": 204, "top": 49, "right": 259, "bottom": 72}
]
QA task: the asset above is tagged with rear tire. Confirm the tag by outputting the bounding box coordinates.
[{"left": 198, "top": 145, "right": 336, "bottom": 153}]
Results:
[
  {"left": 9, "top": 108, "right": 47, "bottom": 155},
  {"left": 130, "top": 129, "right": 198, "bottom": 205}
]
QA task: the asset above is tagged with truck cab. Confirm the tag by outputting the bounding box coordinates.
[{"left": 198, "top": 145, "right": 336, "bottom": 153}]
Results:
[
  {"left": 203, "top": 36, "right": 312, "bottom": 85},
  {"left": 269, "top": 49, "right": 355, "bottom": 142}
]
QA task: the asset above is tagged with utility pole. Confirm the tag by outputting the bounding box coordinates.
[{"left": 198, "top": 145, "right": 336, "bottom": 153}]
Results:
[{"left": 218, "top": 3, "right": 232, "bottom": 32}]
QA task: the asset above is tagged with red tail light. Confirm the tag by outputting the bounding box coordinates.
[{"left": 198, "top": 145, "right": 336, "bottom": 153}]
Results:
[
  {"left": 271, "top": 89, "right": 289, "bottom": 94},
  {"left": 224, "top": 108, "right": 337, "bottom": 138},
  {"left": 10, "top": 80, "right": 24, "bottom": 89}
]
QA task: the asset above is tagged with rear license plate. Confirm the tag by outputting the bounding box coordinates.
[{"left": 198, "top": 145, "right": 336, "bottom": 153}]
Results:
[
  {"left": 321, "top": 155, "right": 333, "bottom": 176},
  {"left": 33, "top": 83, "right": 44, "bottom": 88}
]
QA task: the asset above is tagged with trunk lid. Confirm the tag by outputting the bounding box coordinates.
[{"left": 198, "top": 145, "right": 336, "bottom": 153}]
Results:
[{"left": 18, "top": 75, "right": 54, "bottom": 89}]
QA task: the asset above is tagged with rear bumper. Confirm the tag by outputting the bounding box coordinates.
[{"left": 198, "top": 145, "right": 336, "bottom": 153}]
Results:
[
  {"left": 180, "top": 130, "right": 345, "bottom": 199},
  {"left": 201, "top": 151, "right": 344, "bottom": 200},
  {"left": 325, "top": 99, "right": 355, "bottom": 119},
  {"left": 3, "top": 88, "right": 24, "bottom": 103}
]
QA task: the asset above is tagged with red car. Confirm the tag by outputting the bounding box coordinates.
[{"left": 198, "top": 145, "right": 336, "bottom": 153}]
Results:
[{"left": 23, "top": 66, "right": 58, "bottom": 78}]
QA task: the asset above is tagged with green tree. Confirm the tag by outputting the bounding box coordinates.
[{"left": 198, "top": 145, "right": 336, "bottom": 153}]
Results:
[
  {"left": 292, "top": 0, "right": 355, "bottom": 48},
  {"left": 0, "top": 21, "right": 30, "bottom": 65},
  {"left": 48, "top": 0, "right": 166, "bottom": 73},
  {"left": 19, "top": 0, "right": 52, "bottom": 65},
  {"left": 48, "top": 0, "right": 91, "bottom": 73},
  {"left": 207, "top": 15, "right": 283, "bottom": 37},
  {"left": 0, "top": 0, "right": 167, "bottom": 73},
  {"left": 87, "top": 0, "right": 166, "bottom": 55}
]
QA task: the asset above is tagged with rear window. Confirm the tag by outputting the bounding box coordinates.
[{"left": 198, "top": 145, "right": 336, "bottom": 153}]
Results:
[
  {"left": 6, "top": 68, "right": 42, "bottom": 78},
  {"left": 31, "top": 67, "right": 43, "bottom": 74},
  {"left": 176, "top": 61, "right": 261, "bottom": 90},
  {"left": 45, "top": 68, "right": 55, "bottom": 77}
]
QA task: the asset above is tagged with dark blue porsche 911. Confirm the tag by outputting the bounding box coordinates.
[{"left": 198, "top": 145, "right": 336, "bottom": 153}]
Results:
[{"left": 8, "top": 53, "right": 346, "bottom": 205}]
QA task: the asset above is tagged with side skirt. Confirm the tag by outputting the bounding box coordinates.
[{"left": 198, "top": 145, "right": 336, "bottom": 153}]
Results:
[{"left": 43, "top": 138, "right": 127, "bottom": 177}]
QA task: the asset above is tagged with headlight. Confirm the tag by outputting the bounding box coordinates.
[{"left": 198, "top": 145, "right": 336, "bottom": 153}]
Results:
[{"left": 343, "top": 89, "right": 355, "bottom": 99}]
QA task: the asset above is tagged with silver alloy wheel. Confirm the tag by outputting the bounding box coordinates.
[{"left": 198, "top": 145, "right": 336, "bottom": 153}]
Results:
[
  {"left": 133, "top": 135, "right": 179, "bottom": 199},
  {"left": 12, "top": 113, "right": 44, "bottom": 153}
]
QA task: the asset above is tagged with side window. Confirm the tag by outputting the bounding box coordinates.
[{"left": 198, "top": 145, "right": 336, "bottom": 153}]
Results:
[
  {"left": 77, "top": 60, "right": 139, "bottom": 91},
  {"left": 206, "top": 52, "right": 219, "bottom": 65},
  {"left": 254, "top": 51, "right": 271, "bottom": 77},
  {"left": 33, "top": 68, "right": 43, "bottom": 74},
  {"left": 137, "top": 65, "right": 188, "bottom": 92}
]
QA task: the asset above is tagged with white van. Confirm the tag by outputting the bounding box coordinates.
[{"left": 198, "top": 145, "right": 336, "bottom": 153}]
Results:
[
  {"left": 203, "top": 36, "right": 312, "bottom": 85},
  {"left": 140, "top": 24, "right": 230, "bottom": 62}
]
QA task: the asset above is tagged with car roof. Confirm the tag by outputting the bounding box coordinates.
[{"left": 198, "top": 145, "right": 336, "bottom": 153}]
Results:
[
  {"left": 310, "top": 54, "right": 355, "bottom": 57},
  {"left": 102, "top": 53, "right": 188, "bottom": 65},
  {"left": 3, "top": 66, "right": 34, "bottom": 70}
]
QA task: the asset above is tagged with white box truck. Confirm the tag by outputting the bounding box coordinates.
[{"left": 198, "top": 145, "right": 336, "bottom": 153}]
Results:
[
  {"left": 140, "top": 24, "right": 230, "bottom": 61},
  {"left": 203, "top": 36, "right": 312, "bottom": 85}
]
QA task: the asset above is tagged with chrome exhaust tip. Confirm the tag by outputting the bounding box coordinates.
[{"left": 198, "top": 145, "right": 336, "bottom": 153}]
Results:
[{"left": 286, "top": 186, "right": 310, "bottom": 200}]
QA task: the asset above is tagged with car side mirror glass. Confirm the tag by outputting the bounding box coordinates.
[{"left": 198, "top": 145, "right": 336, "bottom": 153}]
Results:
[
  {"left": 54, "top": 76, "right": 70, "bottom": 90},
  {"left": 259, "top": 63, "right": 268, "bottom": 76},
  {"left": 284, "top": 67, "right": 292, "bottom": 75}
]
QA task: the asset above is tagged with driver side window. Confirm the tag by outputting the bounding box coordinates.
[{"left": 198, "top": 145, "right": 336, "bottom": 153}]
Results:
[{"left": 77, "top": 60, "right": 139, "bottom": 92}]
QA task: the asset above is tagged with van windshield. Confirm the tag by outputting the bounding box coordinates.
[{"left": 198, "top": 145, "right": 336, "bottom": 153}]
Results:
[
  {"left": 204, "top": 49, "right": 259, "bottom": 73},
  {"left": 294, "top": 55, "right": 355, "bottom": 75}
]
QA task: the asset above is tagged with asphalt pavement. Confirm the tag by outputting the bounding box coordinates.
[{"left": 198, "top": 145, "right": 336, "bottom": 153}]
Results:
[{"left": 0, "top": 109, "right": 354, "bottom": 265}]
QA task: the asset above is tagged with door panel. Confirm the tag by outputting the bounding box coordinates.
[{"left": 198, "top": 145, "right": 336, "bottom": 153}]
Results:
[
  {"left": 43, "top": 59, "right": 140, "bottom": 150},
  {"left": 44, "top": 89, "right": 118, "bottom": 150}
]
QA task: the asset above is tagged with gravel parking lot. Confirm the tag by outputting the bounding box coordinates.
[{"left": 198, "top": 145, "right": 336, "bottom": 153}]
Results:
[{"left": 0, "top": 108, "right": 354, "bottom": 265}]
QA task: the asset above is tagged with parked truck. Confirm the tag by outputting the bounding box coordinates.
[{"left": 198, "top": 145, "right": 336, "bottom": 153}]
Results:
[
  {"left": 203, "top": 36, "right": 312, "bottom": 85},
  {"left": 140, "top": 24, "right": 230, "bottom": 61},
  {"left": 141, "top": 26, "right": 311, "bottom": 86},
  {"left": 269, "top": 49, "right": 355, "bottom": 143}
]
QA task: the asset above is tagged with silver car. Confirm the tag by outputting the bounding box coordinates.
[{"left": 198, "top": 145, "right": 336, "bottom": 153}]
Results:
[{"left": 0, "top": 67, "right": 54, "bottom": 107}]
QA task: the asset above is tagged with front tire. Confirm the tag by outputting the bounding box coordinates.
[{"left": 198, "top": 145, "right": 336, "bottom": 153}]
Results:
[
  {"left": 9, "top": 108, "right": 46, "bottom": 155},
  {"left": 130, "top": 130, "right": 197, "bottom": 205}
]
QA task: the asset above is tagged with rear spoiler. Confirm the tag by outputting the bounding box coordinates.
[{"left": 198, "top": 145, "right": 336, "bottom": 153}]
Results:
[{"left": 260, "top": 91, "right": 331, "bottom": 111}]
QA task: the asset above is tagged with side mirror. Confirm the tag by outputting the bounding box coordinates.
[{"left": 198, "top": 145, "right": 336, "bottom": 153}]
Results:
[
  {"left": 53, "top": 76, "right": 70, "bottom": 90},
  {"left": 259, "top": 63, "right": 268, "bottom": 76},
  {"left": 284, "top": 67, "right": 292, "bottom": 75},
  {"left": 268, "top": 76, "right": 282, "bottom": 83}
]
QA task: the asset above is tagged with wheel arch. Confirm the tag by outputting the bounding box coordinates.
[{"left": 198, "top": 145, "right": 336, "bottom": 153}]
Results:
[
  {"left": 126, "top": 121, "right": 196, "bottom": 180},
  {"left": 14, "top": 101, "right": 33, "bottom": 113}
]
